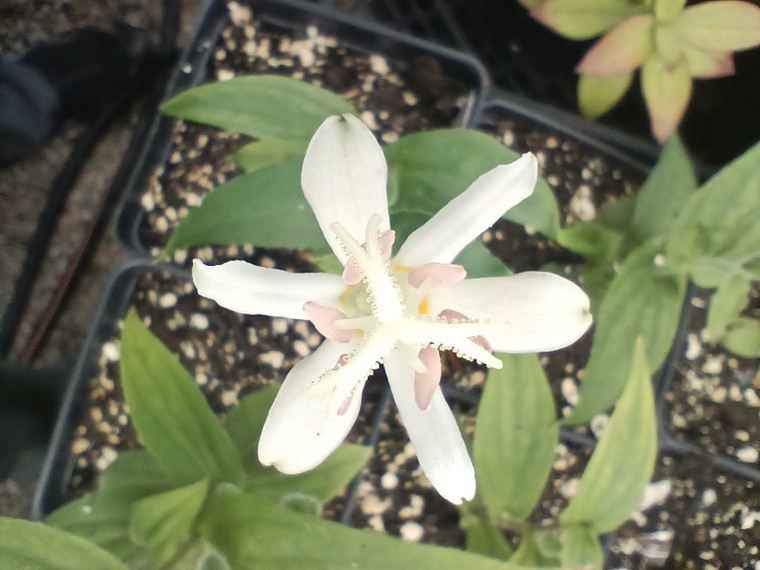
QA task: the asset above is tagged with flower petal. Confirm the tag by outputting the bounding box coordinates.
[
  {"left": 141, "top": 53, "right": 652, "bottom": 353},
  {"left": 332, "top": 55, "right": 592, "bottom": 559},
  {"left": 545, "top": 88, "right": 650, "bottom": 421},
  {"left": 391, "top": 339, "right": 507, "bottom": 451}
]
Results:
[
  {"left": 426, "top": 272, "right": 592, "bottom": 353},
  {"left": 258, "top": 340, "right": 364, "bottom": 474},
  {"left": 383, "top": 348, "right": 476, "bottom": 504},
  {"left": 395, "top": 153, "right": 537, "bottom": 266},
  {"left": 193, "top": 259, "right": 344, "bottom": 319},
  {"left": 301, "top": 114, "right": 390, "bottom": 264}
]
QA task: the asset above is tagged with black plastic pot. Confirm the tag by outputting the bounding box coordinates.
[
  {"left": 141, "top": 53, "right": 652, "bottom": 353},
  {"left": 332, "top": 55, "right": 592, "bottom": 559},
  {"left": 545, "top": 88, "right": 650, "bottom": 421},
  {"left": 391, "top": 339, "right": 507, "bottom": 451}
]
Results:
[{"left": 115, "top": 0, "right": 488, "bottom": 256}]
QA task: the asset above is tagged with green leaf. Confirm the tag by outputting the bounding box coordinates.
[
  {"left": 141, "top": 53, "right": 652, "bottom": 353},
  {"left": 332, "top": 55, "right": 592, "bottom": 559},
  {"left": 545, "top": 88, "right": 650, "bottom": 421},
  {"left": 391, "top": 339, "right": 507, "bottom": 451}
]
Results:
[
  {"left": 224, "top": 387, "right": 370, "bottom": 504},
  {"left": 198, "top": 492, "right": 533, "bottom": 569},
  {"left": 385, "top": 129, "right": 560, "bottom": 239},
  {"left": 562, "top": 338, "right": 657, "bottom": 533},
  {"left": 223, "top": 386, "right": 279, "bottom": 472},
  {"left": 576, "top": 15, "right": 654, "bottom": 75},
  {"left": 654, "top": 23, "right": 683, "bottom": 67},
  {"left": 0, "top": 517, "right": 127, "bottom": 570},
  {"left": 674, "top": 1, "right": 760, "bottom": 52},
  {"left": 130, "top": 478, "right": 209, "bottom": 562},
  {"left": 234, "top": 137, "right": 308, "bottom": 172},
  {"left": 165, "top": 159, "right": 326, "bottom": 255},
  {"left": 46, "top": 450, "right": 174, "bottom": 564},
  {"left": 706, "top": 275, "right": 751, "bottom": 340},
  {"left": 682, "top": 44, "right": 735, "bottom": 78},
  {"left": 120, "top": 309, "right": 246, "bottom": 486},
  {"left": 628, "top": 135, "right": 696, "bottom": 249},
  {"left": 654, "top": 0, "right": 685, "bottom": 22},
  {"left": 473, "top": 354, "right": 558, "bottom": 521},
  {"left": 557, "top": 222, "right": 623, "bottom": 263},
  {"left": 509, "top": 528, "right": 559, "bottom": 566},
  {"left": 531, "top": 0, "right": 648, "bottom": 40},
  {"left": 161, "top": 75, "right": 354, "bottom": 139},
  {"left": 641, "top": 55, "right": 692, "bottom": 143},
  {"left": 560, "top": 525, "right": 603, "bottom": 569},
  {"left": 577, "top": 72, "right": 633, "bottom": 118},
  {"left": 722, "top": 318, "right": 760, "bottom": 358},
  {"left": 666, "top": 140, "right": 760, "bottom": 286},
  {"left": 564, "top": 240, "right": 686, "bottom": 424},
  {"left": 460, "top": 514, "right": 513, "bottom": 561},
  {"left": 457, "top": 238, "right": 512, "bottom": 278},
  {"left": 247, "top": 444, "right": 370, "bottom": 507}
]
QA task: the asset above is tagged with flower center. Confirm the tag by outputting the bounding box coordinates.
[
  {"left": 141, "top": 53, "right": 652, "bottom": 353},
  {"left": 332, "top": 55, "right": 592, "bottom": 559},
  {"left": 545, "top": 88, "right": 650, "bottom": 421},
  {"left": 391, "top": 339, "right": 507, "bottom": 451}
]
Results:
[{"left": 304, "top": 214, "right": 502, "bottom": 414}]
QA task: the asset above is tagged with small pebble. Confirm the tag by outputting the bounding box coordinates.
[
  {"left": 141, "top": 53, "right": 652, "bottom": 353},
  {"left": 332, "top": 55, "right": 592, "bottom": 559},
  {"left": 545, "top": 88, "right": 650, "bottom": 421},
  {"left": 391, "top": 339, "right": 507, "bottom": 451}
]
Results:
[
  {"left": 736, "top": 446, "right": 759, "bottom": 463},
  {"left": 399, "top": 521, "right": 424, "bottom": 542}
]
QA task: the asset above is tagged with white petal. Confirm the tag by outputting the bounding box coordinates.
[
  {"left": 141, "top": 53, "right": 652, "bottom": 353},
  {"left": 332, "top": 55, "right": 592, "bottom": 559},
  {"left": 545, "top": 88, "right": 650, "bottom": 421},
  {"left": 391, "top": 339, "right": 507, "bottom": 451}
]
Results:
[
  {"left": 427, "top": 272, "right": 592, "bottom": 353},
  {"left": 258, "top": 340, "right": 364, "bottom": 473},
  {"left": 192, "top": 259, "right": 344, "bottom": 319},
  {"left": 395, "top": 153, "right": 537, "bottom": 266},
  {"left": 301, "top": 115, "right": 390, "bottom": 264},
  {"left": 383, "top": 348, "right": 476, "bottom": 504}
]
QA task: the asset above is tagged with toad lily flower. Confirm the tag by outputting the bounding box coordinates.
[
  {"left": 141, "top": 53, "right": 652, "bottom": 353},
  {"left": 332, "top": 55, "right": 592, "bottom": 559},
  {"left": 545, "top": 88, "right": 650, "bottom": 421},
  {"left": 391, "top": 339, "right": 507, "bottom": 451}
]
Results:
[{"left": 192, "top": 114, "right": 592, "bottom": 504}]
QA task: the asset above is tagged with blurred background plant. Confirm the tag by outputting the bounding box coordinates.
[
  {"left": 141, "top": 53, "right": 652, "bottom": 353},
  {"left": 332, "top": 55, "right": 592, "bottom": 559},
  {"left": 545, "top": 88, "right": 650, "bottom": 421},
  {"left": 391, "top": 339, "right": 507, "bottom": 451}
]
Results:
[{"left": 522, "top": 0, "right": 760, "bottom": 142}]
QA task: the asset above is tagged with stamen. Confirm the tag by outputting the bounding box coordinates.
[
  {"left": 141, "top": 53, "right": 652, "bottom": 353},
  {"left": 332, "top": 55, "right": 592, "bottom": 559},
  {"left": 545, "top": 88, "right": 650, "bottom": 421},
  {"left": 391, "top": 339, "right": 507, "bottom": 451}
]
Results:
[
  {"left": 408, "top": 263, "right": 466, "bottom": 289},
  {"left": 413, "top": 345, "right": 442, "bottom": 411},
  {"left": 303, "top": 302, "right": 354, "bottom": 343}
]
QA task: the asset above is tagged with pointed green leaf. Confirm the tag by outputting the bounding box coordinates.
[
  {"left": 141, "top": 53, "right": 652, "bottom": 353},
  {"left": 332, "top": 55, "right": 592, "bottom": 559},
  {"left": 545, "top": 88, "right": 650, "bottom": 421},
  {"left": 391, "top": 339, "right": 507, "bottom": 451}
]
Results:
[
  {"left": 641, "top": 55, "right": 692, "bottom": 143},
  {"left": 560, "top": 525, "right": 603, "bottom": 569},
  {"left": 576, "top": 15, "right": 654, "bottom": 75},
  {"left": 628, "top": 135, "right": 696, "bottom": 249},
  {"left": 198, "top": 492, "right": 534, "bottom": 569},
  {"left": 46, "top": 450, "right": 174, "bottom": 564},
  {"left": 0, "top": 517, "right": 127, "bottom": 570},
  {"left": 234, "top": 138, "right": 308, "bottom": 172},
  {"left": 562, "top": 338, "right": 657, "bottom": 533},
  {"left": 706, "top": 275, "right": 751, "bottom": 340},
  {"left": 531, "top": 0, "right": 648, "bottom": 40},
  {"left": 474, "top": 354, "right": 558, "bottom": 521},
  {"left": 577, "top": 72, "right": 633, "bottom": 118},
  {"left": 564, "top": 240, "right": 686, "bottom": 424},
  {"left": 130, "top": 478, "right": 209, "bottom": 562},
  {"left": 722, "top": 318, "right": 760, "bottom": 358},
  {"left": 666, "top": 140, "right": 760, "bottom": 286},
  {"left": 161, "top": 75, "right": 354, "bottom": 139},
  {"left": 385, "top": 128, "right": 560, "bottom": 239},
  {"left": 165, "top": 159, "right": 326, "bottom": 255},
  {"left": 675, "top": 1, "right": 760, "bottom": 52},
  {"left": 120, "top": 310, "right": 245, "bottom": 486}
]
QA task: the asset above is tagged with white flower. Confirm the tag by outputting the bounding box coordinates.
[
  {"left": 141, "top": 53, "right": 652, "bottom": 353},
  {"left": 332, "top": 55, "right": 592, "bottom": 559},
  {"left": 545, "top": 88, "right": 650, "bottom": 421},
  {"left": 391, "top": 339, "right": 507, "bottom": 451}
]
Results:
[{"left": 192, "top": 114, "right": 592, "bottom": 504}]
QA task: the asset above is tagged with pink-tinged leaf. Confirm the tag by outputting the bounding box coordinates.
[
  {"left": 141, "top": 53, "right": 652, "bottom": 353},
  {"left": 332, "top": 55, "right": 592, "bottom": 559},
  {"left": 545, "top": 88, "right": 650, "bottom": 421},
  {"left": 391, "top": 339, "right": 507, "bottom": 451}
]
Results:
[
  {"left": 683, "top": 45, "right": 735, "bottom": 78},
  {"left": 578, "top": 73, "right": 633, "bottom": 118},
  {"left": 654, "top": 0, "right": 686, "bottom": 23},
  {"left": 675, "top": 1, "right": 760, "bottom": 52},
  {"left": 531, "top": 0, "right": 647, "bottom": 40},
  {"left": 576, "top": 15, "right": 654, "bottom": 75},
  {"left": 654, "top": 24, "right": 683, "bottom": 68},
  {"left": 641, "top": 55, "right": 692, "bottom": 143}
]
